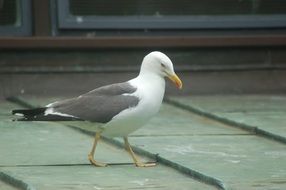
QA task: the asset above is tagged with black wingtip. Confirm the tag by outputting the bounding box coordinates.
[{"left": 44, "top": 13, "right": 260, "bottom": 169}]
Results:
[
  {"left": 12, "top": 109, "right": 19, "bottom": 115},
  {"left": 12, "top": 107, "right": 47, "bottom": 121},
  {"left": 12, "top": 118, "right": 27, "bottom": 121},
  {"left": 12, "top": 107, "right": 84, "bottom": 121}
]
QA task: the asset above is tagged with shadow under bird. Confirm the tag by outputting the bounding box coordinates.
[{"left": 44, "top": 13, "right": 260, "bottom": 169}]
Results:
[{"left": 12, "top": 51, "right": 183, "bottom": 167}]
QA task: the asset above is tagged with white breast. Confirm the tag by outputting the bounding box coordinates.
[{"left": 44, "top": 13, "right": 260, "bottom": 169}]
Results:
[{"left": 101, "top": 74, "right": 165, "bottom": 137}]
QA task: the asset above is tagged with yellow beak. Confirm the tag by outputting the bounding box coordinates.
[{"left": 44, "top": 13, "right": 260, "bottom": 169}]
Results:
[{"left": 167, "top": 73, "right": 183, "bottom": 89}]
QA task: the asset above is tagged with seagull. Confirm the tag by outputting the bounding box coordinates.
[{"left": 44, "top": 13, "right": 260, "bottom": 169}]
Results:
[{"left": 12, "top": 51, "right": 183, "bottom": 167}]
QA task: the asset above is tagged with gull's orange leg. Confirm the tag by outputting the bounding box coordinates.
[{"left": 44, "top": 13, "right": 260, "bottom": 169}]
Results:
[
  {"left": 88, "top": 132, "right": 107, "bottom": 167},
  {"left": 123, "top": 137, "right": 156, "bottom": 167}
]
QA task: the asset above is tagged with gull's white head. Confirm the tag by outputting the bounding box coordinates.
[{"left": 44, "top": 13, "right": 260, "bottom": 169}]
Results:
[{"left": 140, "top": 51, "right": 183, "bottom": 89}]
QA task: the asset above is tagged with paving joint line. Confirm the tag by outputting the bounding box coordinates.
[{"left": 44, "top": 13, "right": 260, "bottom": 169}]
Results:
[
  {"left": 0, "top": 163, "right": 141, "bottom": 167},
  {"left": 130, "top": 133, "right": 253, "bottom": 137},
  {"left": 164, "top": 97, "right": 286, "bottom": 145}
]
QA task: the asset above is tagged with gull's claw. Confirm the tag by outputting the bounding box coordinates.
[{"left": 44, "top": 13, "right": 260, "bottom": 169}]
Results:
[
  {"left": 135, "top": 162, "right": 156, "bottom": 167},
  {"left": 88, "top": 154, "right": 107, "bottom": 167}
]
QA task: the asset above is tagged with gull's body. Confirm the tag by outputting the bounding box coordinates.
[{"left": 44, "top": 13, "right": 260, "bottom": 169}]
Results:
[
  {"left": 102, "top": 70, "right": 165, "bottom": 137},
  {"left": 12, "top": 51, "right": 182, "bottom": 167}
]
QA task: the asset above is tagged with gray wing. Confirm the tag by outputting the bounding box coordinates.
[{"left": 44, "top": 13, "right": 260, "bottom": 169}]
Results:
[
  {"left": 84, "top": 82, "right": 137, "bottom": 96},
  {"left": 50, "top": 82, "right": 139, "bottom": 123}
]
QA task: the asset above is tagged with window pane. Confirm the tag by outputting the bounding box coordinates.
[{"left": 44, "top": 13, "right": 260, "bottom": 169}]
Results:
[
  {"left": 0, "top": 0, "right": 18, "bottom": 25},
  {"left": 69, "top": 0, "right": 286, "bottom": 16}
]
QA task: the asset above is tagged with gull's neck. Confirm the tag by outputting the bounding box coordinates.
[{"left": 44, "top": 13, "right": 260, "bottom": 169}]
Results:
[
  {"left": 138, "top": 70, "right": 165, "bottom": 84},
  {"left": 129, "top": 71, "right": 166, "bottom": 97}
]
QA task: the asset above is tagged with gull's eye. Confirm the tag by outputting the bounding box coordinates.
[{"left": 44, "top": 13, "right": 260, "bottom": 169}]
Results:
[{"left": 161, "top": 63, "right": 166, "bottom": 68}]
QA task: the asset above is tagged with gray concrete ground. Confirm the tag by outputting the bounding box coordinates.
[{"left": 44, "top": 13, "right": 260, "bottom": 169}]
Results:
[{"left": 1, "top": 95, "right": 286, "bottom": 190}]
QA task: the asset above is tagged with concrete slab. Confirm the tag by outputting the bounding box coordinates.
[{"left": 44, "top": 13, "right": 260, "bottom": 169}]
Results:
[
  {"left": 0, "top": 100, "right": 216, "bottom": 190},
  {"left": 169, "top": 95, "right": 286, "bottom": 140},
  {"left": 0, "top": 121, "right": 136, "bottom": 166},
  {"left": 6, "top": 96, "right": 286, "bottom": 189},
  {"left": 1, "top": 165, "right": 214, "bottom": 190},
  {"left": 134, "top": 104, "right": 249, "bottom": 136},
  {"left": 127, "top": 135, "right": 286, "bottom": 190}
]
